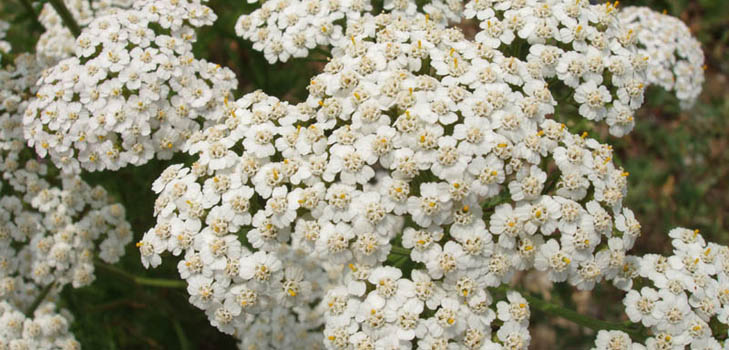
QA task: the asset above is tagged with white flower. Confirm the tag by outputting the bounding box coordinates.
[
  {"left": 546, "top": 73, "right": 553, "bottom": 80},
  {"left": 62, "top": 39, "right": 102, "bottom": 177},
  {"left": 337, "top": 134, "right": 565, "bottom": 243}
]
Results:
[
  {"left": 425, "top": 297, "right": 467, "bottom": 338},
  {"left": 407, "top": 182, "right": 452, "bottom": 227},
  {"left": 623, "top": 287, "right": 661, "bottom": 327},
  {"left": 496, "top": 321, "right": 530, "bottom": 350},
  {"left": 388, "top": 298, "right": 422, "bottom": 340},
  {"left": 410, "top": 269, "right": 445, "bottom": 310},
  {"left": 490, "top": 204, "right": 523, "bottom": 249},
  {"left": 574, "top": 81, "right": 611, "bottom": 121},
  {"left": 475, "top": 18, "right": 514, "bottom": 48},
  {"left": 654, "top": 289, "right": 692, "bottom": 334},
  {"left": 274, "top": 266, "right": 312, "bottom": 306},
  {"left": 366, "top": 266, "right": 414, "bottom": 311},
  {"left": 605, "top": 101, "right": 635, "bottom": 137},
  {"left": 516, "top": 195, "right": 562, "bottom": 235},
  {"left": 534, "top": 239, "right": 573, "bottom": 282},
  {"left": 264, "top": 186, "right": 298, "bottom": 228},
  {"left": 592, "top": 330, "right": 639, "bottom": 350},
  {"left": 138, "top": 237, "right": 163, "bottom": 268},
  {"left": 425, "top": 242, "right": 465, "bottom": 279},
  {"left": 468, "top": 154, "right": 505, "bottom": 198},
  {"left": 239, "top": 251, "right": 282, "bottom": 285},
  {"left": 496, "top": 291, "right": 530, "bottom": 327},
  {"left": 316, "top": 221, "right": 354, "bottom": 264},
  {"left": 508, "top": 165, "right": 546, "bottom": 201},
  {"left": 351, "top": 191, "right": 398, "bottom": 234}
]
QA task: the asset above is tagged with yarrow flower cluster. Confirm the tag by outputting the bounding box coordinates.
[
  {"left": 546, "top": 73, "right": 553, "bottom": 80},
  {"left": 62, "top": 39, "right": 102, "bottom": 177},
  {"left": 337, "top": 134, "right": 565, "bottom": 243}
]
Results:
[
  {"left": 24, "top": 0, "right": 237, "bottom": 174},
  {"left": 238, "top": 0, "right": 704, "bottom": 137},
  {"left": 1, "top": 53, "right": 132, "bottom": 307},
  {"left": 384, "top": 0, "right": 464, "bottom": 24},
  {"left": 35, "top": 0, "right": 133, "bottom": 62},
  {"left": 141, "top": 93, "right": 332, "bottom": 347},
  {"left": 234, "top": 0, "right": 470, "bottom": 64},
  {"left": 235, "top": 0, "right": 370, "bottom": 63},
  {"left": 591, "top": 228, "right": 729, "bottom": 350},
  {"left": 461, "top": 0, "right": 659, "bottom": 137},
  {"left": 0, "top": 301, "right": 79, "bottom": 350},
  {"left": 619, "top": 6, "right": 705, "bottom": 109},
  {"left": 141, "top": 3, "right": 661, "bottom": 346},
  {"left": 0, "top": 0, "right": 713, "bottom": 347}
]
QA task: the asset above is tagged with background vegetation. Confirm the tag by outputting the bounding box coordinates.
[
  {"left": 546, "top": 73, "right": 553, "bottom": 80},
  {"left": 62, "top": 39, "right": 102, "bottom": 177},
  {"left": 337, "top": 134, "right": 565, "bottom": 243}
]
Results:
[{"left": 1, "top": 0, "right": 727, "bottom": 348}]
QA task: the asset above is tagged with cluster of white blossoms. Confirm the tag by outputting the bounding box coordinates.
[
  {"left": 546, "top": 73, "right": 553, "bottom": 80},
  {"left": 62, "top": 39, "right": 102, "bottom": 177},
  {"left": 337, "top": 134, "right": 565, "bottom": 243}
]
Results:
[
  {"left": 234, "top": 0, "right": 370, "bottom": 64},
  {"left": 235, "top": 0, "right": 471, "bottom": 64},
  {"left": 35, "top": 0, "right": 133, "bottom": 62},
  {"left": 141, "top": 3, "right": 662, "bottom": 346},
  {"left": 461, "top": 0, "right": 657, "bottom": 137},
  {"left": 23, "top": 0, "right": 237, "bottom": 174},
  {"left": 620, "top": 6, "right": 705, "bottom": 109},
  {"left": 0, "top": 0, "right": 710, "bottom": 347},
  {"left": 0, "top": 3, "right": 152, "bottom": 348},
  {"left": 0, "top": 301, "right": 79, "bottom": 350},
  {"left": 140, "top": 95, "right": 332, "bottom": 347},
  {"left": 238, "top": 0, "right": 705, "bottom": 138},
  {"left": 0, "top": 53, "right": 132, "bottom": 310},
  {"left": 591, "top": 228, "right": 729, "bottom": 350}
]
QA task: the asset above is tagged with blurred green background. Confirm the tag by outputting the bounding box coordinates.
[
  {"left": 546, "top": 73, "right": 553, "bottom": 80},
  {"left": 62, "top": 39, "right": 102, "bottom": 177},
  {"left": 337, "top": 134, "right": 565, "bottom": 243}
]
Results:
[{"left": 1, "top": 0, "right": 728, "bottom": 348}]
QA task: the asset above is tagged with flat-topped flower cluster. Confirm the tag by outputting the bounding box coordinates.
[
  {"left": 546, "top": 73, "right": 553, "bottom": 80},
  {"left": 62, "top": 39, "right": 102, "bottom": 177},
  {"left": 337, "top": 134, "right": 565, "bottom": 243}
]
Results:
[
  {"left": 620, "top": 6, "right": 705, "bottom": 109},
  {"left": 0, "top": 2, "right": 137, "bottom": 346},
  {"left": 35, "top": 0, "right": 133, "bottom": 62},
  {"left": 1, "top": 53, "right": 133, "bottom": 308},
  {"left": 0, "top": 301, "right": 79, "bottom": 350},
  {"left": 138, "top": 1, "right": 698, "bottom": 347},
  {"left": 24, "top": 0, "right": 237, "bottom": 174},
  {"left": 236, "top": 0, "right": 705, "bottom": 138},
  {"left": 592, "top": 228, "right": 729, "bottom": 350},
  {"left": 0, "top": 0, "right": 717, "bottom": 348}
]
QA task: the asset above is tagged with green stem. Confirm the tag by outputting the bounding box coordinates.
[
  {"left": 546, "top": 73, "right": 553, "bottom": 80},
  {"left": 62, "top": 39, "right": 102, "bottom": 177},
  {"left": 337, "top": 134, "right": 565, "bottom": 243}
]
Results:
[
  {"left": 172, "top": 318, "right": 192, "bottom": 350},
  {"left": 25, "top": 281, "right": 55, "bottom": 317},
  {"left": 492, "top": 285, "right": 645, "bottom": 339},
  {"left": 95, "top": 261, "right": 186, "bottom": 289},
  {"left": 17, "top": 0, "right": 43, "bottom": 30},
  {"left": 47, "top": 0, "right": 81, "bottom": 37},
  {"left": 393, "top": 254, "right": 410, "bottom": 267},
  {"left": 135, "top": 276, "right": 188, "bottom": 288},
  {"left": 481, "top": 190, "right": 511, "bottom": 211},
  {"left": 390, "top": 245, "right": 411, "bottom": 257}
]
